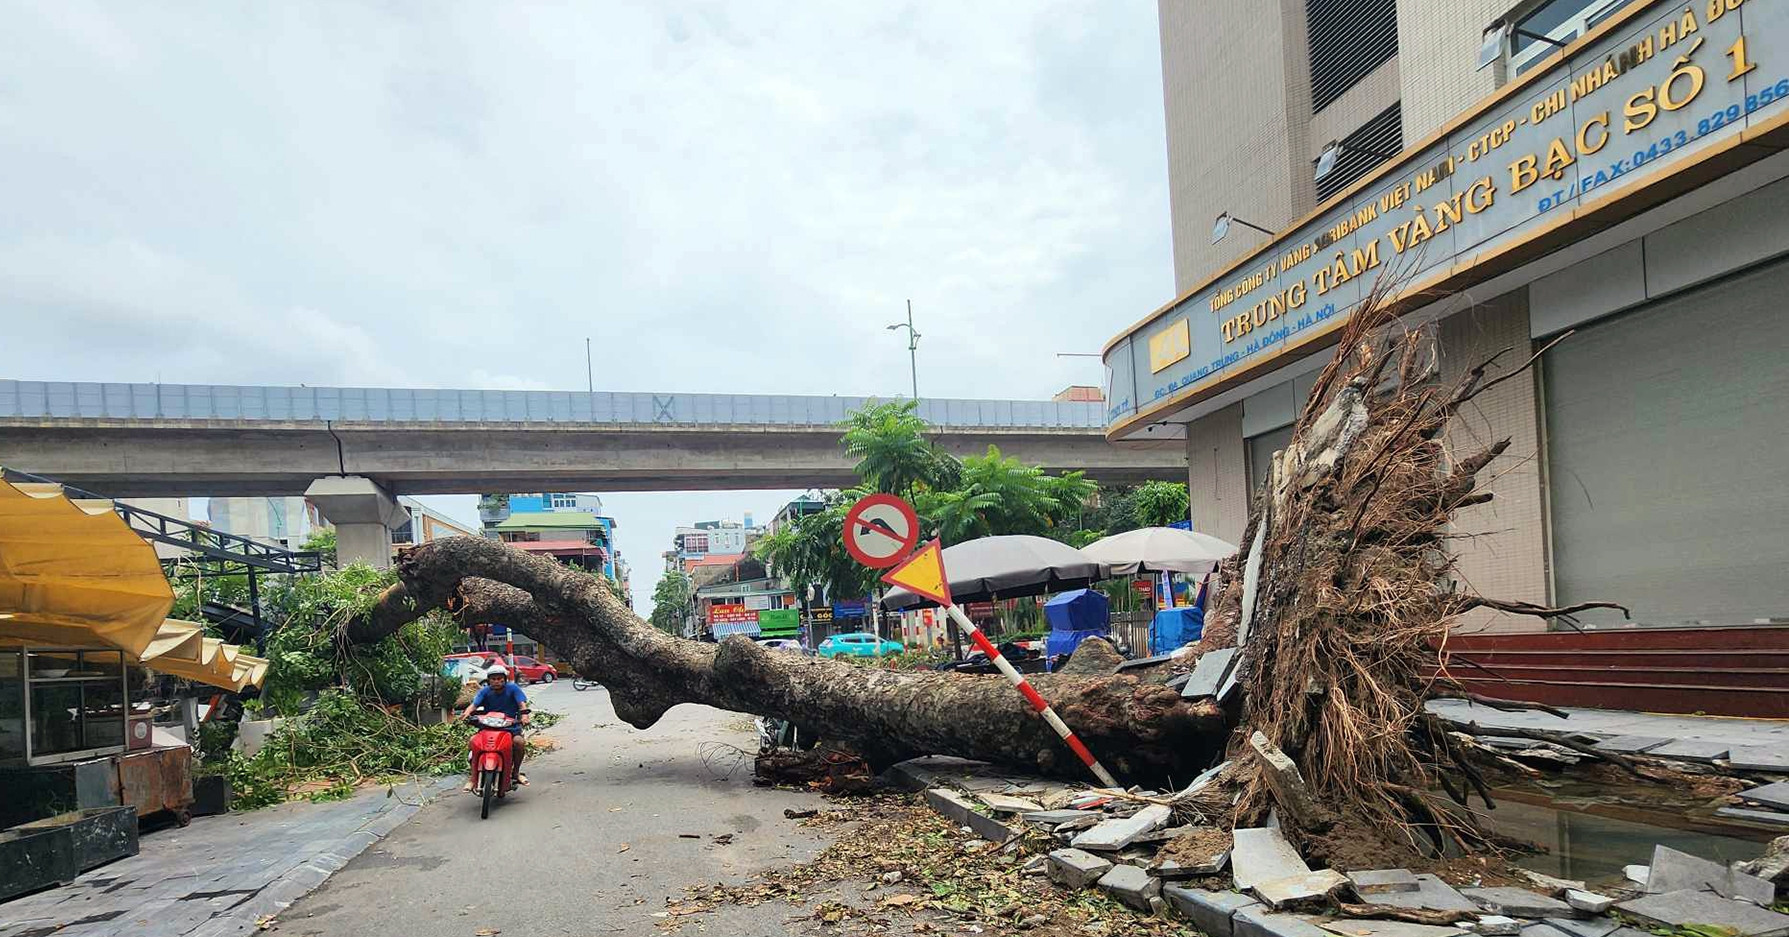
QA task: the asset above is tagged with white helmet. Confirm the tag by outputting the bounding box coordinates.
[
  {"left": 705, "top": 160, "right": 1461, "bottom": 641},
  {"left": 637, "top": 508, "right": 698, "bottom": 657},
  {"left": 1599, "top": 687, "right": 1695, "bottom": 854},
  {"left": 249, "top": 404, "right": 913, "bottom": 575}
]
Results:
[{"left": 485, "top": 663, "right": 510, "bottom": 679}]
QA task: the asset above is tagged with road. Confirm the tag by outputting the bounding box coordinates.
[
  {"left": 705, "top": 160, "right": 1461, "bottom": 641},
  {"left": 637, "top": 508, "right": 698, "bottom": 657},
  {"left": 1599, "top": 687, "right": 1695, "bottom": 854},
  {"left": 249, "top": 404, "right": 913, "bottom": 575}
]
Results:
[{"left": 278, "top": 682, "right": 834, "bottom": 937}]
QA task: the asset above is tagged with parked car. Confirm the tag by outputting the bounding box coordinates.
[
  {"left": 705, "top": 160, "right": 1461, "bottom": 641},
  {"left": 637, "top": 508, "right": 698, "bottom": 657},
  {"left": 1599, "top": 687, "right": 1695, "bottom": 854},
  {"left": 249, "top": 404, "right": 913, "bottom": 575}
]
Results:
[
  {"left": 752, "top": 637, "right": 808, "bottom": 654},
  {"left": 816, "top": 633, "right": 904, "bottom": 658},
  {"left": 509, "top": 655, "right": 557, "bottom": 684},
  {"left": 444, "top": 653, "right": 557, "bottom": 684}
]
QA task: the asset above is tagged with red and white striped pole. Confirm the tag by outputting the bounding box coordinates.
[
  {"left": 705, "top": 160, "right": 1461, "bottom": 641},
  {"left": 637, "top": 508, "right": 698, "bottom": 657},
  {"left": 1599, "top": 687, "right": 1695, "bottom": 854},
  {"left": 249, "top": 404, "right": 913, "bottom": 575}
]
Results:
[{"left": 945, "top": 603, "right": 1118, "bottom": 788}]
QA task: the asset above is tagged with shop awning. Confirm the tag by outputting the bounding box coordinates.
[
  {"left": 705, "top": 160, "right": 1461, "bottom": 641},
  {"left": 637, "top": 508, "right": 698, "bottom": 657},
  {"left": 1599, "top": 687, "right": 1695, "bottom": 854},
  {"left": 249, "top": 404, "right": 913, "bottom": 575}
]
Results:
[{"left": 0, "top": 479, "right": 266, "bottom": 690}]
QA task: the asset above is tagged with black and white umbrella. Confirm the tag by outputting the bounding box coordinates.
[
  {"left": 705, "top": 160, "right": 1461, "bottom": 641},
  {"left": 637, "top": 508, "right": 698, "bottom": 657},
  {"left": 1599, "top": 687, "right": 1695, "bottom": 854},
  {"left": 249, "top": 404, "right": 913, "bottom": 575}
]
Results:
[{"left": 880, "top": 535, "right": 1101, "bottom": 610}]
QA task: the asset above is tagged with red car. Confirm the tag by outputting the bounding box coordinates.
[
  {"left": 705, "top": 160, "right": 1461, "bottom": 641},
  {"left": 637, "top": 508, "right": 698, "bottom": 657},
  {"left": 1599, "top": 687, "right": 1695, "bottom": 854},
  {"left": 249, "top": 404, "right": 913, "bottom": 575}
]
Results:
[
  {"left": 510, "top": 655, "right": 557, "bottom": 684},
  {"left": 444, "top": 652, "right": 558, "bottom": 684}
]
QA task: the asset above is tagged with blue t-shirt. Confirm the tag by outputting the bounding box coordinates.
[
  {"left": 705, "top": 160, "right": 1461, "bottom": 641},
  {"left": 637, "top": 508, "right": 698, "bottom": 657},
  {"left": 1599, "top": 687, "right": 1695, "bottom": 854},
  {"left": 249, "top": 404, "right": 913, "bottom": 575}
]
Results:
[{"left": 472, "top": 682, "right": 528, "bottom": 722}]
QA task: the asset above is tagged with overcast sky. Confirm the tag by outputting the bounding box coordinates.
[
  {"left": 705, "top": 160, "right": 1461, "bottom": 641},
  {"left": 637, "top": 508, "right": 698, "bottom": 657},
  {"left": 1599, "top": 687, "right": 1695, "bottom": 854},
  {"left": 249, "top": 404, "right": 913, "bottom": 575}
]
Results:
[{"left": 0, "top": 2, "right": 1171, "bottom": 613}]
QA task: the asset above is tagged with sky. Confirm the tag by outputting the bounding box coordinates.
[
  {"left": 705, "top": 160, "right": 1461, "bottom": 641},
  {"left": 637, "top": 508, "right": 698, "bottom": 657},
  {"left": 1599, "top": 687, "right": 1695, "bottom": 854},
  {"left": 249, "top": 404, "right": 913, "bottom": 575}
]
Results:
[{"left": 0, "top": 2, "right": 1173, "bottom": 615}]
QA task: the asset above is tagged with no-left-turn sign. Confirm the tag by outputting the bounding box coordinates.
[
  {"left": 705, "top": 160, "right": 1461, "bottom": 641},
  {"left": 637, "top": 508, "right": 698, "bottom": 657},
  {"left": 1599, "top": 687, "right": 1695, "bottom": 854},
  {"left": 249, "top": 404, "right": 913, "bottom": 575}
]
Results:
[{"left": 842, "top": 494, "right": 921, "bottom": 569}]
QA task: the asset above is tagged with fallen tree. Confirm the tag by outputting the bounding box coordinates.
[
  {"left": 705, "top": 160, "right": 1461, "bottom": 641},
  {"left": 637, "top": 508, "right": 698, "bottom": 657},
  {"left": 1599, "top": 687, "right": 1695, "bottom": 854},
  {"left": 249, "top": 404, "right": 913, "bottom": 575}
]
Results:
[{"left": 342, "top": 538, "right": 1225, "bottom": 782}]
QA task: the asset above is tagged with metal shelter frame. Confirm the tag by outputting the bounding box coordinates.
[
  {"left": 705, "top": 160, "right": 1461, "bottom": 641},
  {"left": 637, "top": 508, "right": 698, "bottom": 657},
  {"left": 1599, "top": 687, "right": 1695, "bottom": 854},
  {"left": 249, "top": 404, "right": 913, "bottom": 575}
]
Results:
[{"left": 0, "top": 468, "right": 323, "bottom": 653}]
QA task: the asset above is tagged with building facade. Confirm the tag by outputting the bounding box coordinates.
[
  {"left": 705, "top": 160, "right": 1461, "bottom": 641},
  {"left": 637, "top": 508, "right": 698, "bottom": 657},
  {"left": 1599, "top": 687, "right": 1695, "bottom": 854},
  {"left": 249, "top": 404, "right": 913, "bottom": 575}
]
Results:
[
  {"left": 207, "top": 496, "right": 325, "bottom": 549},
  {"left": 1110, "top": 0, "right": 1789, "bottom": 632}
]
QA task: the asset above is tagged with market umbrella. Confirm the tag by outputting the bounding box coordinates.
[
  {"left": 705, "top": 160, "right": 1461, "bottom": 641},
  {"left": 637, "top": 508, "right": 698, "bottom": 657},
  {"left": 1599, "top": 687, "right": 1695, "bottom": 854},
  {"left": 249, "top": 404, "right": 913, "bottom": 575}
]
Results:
[
  {"left": 1081, "top": 527, "right": 1237, "bottom": 576},
  {"left": 881, "top": 535, "right": 1101, "bottom": 611}
]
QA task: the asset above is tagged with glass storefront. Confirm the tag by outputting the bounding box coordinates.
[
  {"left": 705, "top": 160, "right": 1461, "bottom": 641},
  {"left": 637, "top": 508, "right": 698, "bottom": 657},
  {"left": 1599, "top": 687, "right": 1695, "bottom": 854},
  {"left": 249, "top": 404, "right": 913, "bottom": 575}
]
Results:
[{"left": 7, "top": 648, "right": 129, "bottom": 764}]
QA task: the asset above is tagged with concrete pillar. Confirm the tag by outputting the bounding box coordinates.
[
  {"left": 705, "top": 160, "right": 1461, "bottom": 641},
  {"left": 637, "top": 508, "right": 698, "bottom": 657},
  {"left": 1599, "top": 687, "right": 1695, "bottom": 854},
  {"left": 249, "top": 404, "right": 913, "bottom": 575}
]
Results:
[{"left": 304, "top": 475, "right": 406, "bottom": 568}]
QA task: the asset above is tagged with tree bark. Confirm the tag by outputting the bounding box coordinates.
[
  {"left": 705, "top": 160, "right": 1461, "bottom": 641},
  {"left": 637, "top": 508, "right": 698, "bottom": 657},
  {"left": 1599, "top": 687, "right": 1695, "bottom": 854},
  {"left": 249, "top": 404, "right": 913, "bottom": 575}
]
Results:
[{"left": 349, "top": 537, "right": 1226, "bottom": 783}]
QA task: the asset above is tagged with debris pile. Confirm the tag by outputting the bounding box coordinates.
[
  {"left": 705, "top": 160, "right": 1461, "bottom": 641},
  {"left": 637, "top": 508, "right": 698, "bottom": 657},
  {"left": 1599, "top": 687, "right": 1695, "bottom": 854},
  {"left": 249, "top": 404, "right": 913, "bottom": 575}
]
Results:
[{"left": 894, "top": 756, "right": 1789, "bottom": 937}]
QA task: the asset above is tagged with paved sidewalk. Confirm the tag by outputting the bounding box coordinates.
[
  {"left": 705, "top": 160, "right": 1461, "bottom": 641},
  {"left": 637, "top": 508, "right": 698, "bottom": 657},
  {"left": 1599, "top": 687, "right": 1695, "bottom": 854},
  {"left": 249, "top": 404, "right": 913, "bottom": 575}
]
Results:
[
  {"left": 0, "top": 775, "right": 458, "bottom": 937},
  {"left": 1429, "top": 699, "right": 1789, "bottom": 764}
]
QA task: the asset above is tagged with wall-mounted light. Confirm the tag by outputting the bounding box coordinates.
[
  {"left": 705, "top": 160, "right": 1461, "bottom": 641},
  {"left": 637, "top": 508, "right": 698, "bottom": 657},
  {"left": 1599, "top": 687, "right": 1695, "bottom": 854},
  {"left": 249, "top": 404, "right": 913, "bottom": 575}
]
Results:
[
  {"left": 1211, "top": 212, "right": 1276, "bottom": 245},
  {"left": 1314, "top": 139, "right": 1399, "bottom": 182},
  {"left": 1477, "top": 19, "right": 1571, "bottom": 71}
]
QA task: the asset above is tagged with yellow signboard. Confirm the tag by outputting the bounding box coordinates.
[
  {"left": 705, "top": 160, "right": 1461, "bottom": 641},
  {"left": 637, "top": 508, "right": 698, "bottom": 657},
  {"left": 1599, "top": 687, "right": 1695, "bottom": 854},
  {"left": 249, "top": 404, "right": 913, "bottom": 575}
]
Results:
[{"left": 1148, "top": 318, "right": 1191, "bottom": 373}]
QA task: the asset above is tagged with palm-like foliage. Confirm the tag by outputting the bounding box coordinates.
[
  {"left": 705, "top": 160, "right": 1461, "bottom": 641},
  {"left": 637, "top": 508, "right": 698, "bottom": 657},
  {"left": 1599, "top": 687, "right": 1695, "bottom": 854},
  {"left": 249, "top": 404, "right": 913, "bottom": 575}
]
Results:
[{"left": 840, "top": 400, "right": 955, "bottom": 497}]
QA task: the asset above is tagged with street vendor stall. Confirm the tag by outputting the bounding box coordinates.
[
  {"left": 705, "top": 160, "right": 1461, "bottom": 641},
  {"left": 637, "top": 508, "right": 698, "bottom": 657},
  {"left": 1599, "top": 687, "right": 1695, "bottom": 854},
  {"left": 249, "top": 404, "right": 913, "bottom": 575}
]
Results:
[{"left": 0, "top": 478, "right": 265, "bottom": 842}]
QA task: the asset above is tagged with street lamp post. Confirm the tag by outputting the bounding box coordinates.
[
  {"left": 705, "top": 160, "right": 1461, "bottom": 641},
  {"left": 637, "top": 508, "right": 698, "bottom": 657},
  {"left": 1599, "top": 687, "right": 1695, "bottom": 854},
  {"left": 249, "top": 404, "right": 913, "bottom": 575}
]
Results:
[{"left": 887, "top": 300, "right": 920, "bottom": 400}]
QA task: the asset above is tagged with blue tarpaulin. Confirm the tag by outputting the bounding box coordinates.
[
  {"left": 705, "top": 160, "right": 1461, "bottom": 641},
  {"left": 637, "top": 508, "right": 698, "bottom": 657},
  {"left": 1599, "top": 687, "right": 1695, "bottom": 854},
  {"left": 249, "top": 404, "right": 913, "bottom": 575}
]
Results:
[
  {"left": 1149, "top": 607, "right": 1204, "bottom": 655},
  {"left": 1044, "top": 589, "right": 1110, "bottom": 661}
]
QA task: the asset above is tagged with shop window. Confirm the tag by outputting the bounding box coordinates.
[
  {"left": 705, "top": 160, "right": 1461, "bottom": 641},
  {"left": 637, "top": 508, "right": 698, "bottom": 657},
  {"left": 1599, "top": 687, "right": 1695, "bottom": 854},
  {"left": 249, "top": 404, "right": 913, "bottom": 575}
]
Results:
[{"left": 24, "top": 649, "right": 127, "bottom": 763}]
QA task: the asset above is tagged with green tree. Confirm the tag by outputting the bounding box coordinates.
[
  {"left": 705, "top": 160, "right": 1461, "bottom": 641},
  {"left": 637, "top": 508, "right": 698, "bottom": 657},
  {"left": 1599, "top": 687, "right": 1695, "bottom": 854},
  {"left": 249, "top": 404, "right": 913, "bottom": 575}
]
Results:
[
  {"left": 648, "top": 571, "right": 693, "bottom": 634},
  {"left": 1130, "top": 480, "right": 1191, "bottom": 528},
  {"left": 840, "top": 400, "right": 956, "bottom": 497},
  {"left": 300, "top": 528, "right": 338, "bottom": 567}
]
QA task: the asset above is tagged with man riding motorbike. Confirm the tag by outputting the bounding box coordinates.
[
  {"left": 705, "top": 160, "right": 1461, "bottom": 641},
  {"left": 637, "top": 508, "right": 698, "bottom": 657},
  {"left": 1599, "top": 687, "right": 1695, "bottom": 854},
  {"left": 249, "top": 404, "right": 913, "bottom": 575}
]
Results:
[{"left": 461, "top": 662, "right": 531, "bottom": 791}]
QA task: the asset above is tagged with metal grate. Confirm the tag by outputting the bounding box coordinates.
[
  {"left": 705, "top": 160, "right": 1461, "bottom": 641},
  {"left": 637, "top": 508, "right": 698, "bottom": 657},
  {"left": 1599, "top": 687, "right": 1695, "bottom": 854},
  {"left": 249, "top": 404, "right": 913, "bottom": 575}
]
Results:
[
  {"left": 1316, "top": 102, "right": 1403, "bottom": 202},
  {"left": 1307, "top": 0, "right": 1398, "bottom": 112}
]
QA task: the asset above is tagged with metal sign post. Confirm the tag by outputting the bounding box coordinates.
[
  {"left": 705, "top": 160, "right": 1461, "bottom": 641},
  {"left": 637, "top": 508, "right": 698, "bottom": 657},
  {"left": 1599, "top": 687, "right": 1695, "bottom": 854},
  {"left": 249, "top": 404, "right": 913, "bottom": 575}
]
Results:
[{"left": 848, "top": 497, "right": 1122, "bottom": 789}]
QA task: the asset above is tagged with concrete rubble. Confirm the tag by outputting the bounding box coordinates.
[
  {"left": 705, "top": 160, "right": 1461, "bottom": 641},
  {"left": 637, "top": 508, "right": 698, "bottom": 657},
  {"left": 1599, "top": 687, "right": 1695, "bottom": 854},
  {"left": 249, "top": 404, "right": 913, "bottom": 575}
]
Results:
[
  {"left": 894, "top": 754, "right": 1789, "bottom": 937},
  {"left": 1643, "top": 844, "right": 1777, "bottom": 905}
]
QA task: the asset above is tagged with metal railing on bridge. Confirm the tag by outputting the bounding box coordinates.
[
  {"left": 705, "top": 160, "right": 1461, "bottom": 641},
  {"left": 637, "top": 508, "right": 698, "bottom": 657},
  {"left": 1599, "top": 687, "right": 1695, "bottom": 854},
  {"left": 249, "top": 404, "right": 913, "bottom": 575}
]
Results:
[{"left": 0, "top": 380, "right": 1104, "bottom": 430}]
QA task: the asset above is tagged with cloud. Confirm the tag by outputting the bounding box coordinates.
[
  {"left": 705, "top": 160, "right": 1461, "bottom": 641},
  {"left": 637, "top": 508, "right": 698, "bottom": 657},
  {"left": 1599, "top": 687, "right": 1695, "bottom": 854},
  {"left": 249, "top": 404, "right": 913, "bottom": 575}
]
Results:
[{"left": 0, "top": 1, "right": 1171, "bottom": 616}]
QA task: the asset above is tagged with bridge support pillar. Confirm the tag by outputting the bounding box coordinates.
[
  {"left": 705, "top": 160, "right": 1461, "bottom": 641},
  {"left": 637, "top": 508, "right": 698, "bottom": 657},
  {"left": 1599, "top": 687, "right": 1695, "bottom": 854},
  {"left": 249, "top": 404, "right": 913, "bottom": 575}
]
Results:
[{"left": 304, "top": 476, "right": 406, "bottom": 568}]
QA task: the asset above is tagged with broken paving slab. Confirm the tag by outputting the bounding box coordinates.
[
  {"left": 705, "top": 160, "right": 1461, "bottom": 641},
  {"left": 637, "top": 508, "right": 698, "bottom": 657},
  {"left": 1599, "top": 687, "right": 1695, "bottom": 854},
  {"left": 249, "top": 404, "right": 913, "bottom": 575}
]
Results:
[
  {"left": 1253, "top": 869, "right": 1348, "bottom": 909},
  {"left": 1348, "top": 869, "right": 1420, "bottom": 894},
  {"left": 1047, "top": 848, "right": 1114, "bottom": 889},
  {"left": 975, "top": 792, "right": 1043, "bottom": 814},
  {"left": 1719, "top": 807, "right": 1789, "bottom": 829},
  {"left": 1563, "top": 890, "right": 1613, "bottom": 914},
  {"left": 1646, "top": 739, "right": 1732, "bottom": 763},
  {"left": 1469, "top": 916, "right": 1521, "bottom": 936},
  {"left": 1184, "top": 647, "right": 1238, "bottom": 698},
  {"left": 1363, "top": 874, "right": 1484, "bottom": 914},
  {"left": 1538, "top": 918, "right": 1620, "bottom": 937},
  {"left": 1165, "top": 888, "right": 1259, "bottom": 937},
  {"left": 1643, "top": 844, "right": 1777, "bottom": 905},
  {"left": 1321, "top": 920, "right": 1465, "bottom": 937},
  {"left": 1616, "top": 889, "right": 1789, "bottom": 937},
  {"left": 1231, "top": 827, "right": 1311, "bottom": 891},
  {"left": 1021, "top": 809, "right": 1097, "bottom": 827},
  {"left": 1235, "top": 905, "right": 1332, "bottom": 937},
  {"left": 1729, "top": 746, "right": 1789, "bottom": 773},
  {"left": 1098, "top": 863, "right": 1163, "bottom": 912},
  {"left": 921, "top": 788, "right": 1015, "bottom": 842},
  {"left": 1739, "top": 781, "right": 1789, "bottom": 812},
  {"left": 1591, "top": 736, "right": 1672, "bottom": 755},
  {"left": 1461, "top": 886, "right": 1576, "bottom": 919},
  {"left": 1071, "top": 803, "right": 1171, "bottom": 852},
  {"left": 1153, "top": 851, "right": 1231, "bottom": 879}
]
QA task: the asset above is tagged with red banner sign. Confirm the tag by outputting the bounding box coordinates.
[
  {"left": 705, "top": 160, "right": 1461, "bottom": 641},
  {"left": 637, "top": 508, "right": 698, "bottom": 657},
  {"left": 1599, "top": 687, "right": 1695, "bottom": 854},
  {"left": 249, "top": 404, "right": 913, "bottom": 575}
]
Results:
[{"left": 708, "top": 605, "right": 759, "bottom": 624}]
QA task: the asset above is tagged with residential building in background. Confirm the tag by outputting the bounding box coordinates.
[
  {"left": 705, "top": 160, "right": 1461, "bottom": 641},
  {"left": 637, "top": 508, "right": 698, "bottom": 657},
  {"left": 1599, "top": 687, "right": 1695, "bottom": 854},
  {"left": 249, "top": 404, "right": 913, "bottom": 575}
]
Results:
[
  {"left": 1051, "top": 385, "right": 1105, "bottom": 403},
  {"left": 663, "top": 517, "right": 758, "bottom": 573},
  {"left": 208, "top": 496, "right": 326, "bottom": 549},
  {"left": 392, "top": 496, "right": 476, "bottom": 547},
  {"left": 770, "top": 495, "right": 826, "bottom": 532},
  {"left": 1107, "top": 0, "right": 1789, "bottom": 633}
]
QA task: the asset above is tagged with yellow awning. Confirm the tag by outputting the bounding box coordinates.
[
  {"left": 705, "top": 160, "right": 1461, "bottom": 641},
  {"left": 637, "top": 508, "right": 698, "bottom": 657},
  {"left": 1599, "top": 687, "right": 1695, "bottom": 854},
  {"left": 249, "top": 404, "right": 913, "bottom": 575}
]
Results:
[{"left": 0, "top": 479, "right": 267, "bottom": 691}]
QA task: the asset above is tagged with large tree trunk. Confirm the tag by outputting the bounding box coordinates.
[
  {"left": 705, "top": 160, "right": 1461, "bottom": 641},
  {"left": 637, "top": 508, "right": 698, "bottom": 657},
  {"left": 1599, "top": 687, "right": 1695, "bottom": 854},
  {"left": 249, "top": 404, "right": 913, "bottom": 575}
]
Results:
[{"left": 347, "top": 538, "right": 1224, "bottom": 783}]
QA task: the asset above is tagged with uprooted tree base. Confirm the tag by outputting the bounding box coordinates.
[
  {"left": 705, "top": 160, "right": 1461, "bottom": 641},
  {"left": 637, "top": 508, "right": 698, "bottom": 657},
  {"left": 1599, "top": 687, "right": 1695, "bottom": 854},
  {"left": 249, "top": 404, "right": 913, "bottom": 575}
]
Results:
[
  {"left": 342, "top": 539, "right": 1226, "bottom": 784},
  {"left": 1201, "top": 281, "right": 1628, "bottom": 862}
]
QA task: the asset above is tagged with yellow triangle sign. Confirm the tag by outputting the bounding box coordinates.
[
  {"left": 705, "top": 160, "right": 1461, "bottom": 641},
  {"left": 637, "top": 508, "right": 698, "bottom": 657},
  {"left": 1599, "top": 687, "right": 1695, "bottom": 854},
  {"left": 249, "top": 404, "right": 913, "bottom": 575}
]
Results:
[{"left": 881, "top": 539, "right": 952, "bottom": 607}]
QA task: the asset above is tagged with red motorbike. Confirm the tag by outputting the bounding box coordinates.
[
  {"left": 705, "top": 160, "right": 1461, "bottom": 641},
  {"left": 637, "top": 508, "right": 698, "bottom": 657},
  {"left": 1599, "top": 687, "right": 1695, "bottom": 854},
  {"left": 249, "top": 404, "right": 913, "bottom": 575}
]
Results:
[{"left": 467, "top": 710, "right": 519, "bottom": 819}]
